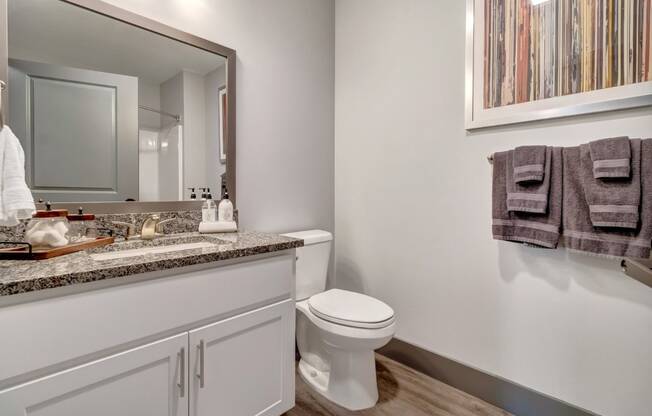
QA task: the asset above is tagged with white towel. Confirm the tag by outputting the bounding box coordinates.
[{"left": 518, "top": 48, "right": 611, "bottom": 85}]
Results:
[
  {"left": 0, "top": 126, "right": 35, "bottom": 226},
  {"left": 198, "top": 221, "right": 238, "bottom": 234}
]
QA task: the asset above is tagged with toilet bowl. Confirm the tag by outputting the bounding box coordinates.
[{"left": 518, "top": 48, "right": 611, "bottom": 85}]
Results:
[{"left": 281, "top": 230, "right": 396, "bottom": 411}]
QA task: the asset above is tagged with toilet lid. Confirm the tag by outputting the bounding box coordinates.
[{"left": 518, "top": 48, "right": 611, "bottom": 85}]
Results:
[{"left": 308, "top": 289, "right": 395, "bottom": 329}]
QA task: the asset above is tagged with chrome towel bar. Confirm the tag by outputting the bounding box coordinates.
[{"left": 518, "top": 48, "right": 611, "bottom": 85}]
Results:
[{"left": 621, "top": 258, "right": 652, "bottom": 289}]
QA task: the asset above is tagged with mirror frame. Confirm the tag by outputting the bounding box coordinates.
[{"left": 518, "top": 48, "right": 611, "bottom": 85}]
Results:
[{"left": 0, "top": 0, "right": 237, "bottom": 212}]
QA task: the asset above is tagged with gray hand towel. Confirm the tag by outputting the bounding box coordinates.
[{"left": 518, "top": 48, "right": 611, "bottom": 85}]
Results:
[
  {"left": 507, "top": 147, "right": 552, "bottom": 214},
  {"left": 513, "top": 145, "right": 546, "bottom": 183},
  {"left": 562, "top": 141, "right": 652, "bottom": 259},
  {"left": 492, "top": 148, "right": 562, "bottom": 249},
  {"left": 580, "top": 139, "right": 641, "bottom": 229},
  {"left": 589, "top": 136, "right": 631, "bottom": 178}
]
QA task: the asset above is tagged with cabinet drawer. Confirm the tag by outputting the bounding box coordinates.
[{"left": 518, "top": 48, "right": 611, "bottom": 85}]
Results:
[
  {"left": 0, "top": 333, "right": 187, "bottom": 416},
  {"left": 189, "top": 299, "right": 295, "bottom": 416},
  {"left": 0, "top": 252, "right": 295, "bottom": 383}
]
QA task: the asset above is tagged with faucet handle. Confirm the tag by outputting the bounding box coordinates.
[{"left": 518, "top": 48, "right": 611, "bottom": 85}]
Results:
[{"left": 111, "top": 221, "right": 137, "bottom": 240}]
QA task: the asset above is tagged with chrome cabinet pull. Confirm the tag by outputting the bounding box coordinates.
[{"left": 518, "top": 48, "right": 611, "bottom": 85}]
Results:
[
  {"left": 178, "top": 347, "right": 185, "bottom": 397},
  {"left": 196, "top": 340, "right": 205, "bottom": 388}
]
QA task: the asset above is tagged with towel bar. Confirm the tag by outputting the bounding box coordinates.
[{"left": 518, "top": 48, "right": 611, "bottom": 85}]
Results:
[{"left": 621, "top": 258, "right": 652, "bottom": 289}]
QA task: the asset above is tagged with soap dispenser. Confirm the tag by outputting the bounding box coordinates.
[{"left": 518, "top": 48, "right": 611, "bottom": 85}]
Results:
[
  {"left": 202, "top": 191, "right": 216, "bottom": 222},
  {"left": 188, "top": 188, "right": 197, "bottom": 200},
  {"left": 198, "top": 187, "right": 236, "bottom": 234},
  {"left": 218, "top": 188, "right": 234, "bottom": 222}
]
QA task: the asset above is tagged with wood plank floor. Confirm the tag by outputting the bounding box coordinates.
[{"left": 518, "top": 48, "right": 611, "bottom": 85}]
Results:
[{"left": 285, "top": 354, "right": 513, "bottom": 416}]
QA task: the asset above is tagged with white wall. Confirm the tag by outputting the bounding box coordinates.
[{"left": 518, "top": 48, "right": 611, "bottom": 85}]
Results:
[
  {"left": 102, "top": 0, "right": 335, "bottom": 235},
  {"left": 204, "top": 65, "right": 227, "bottom": 195},
  {"left": 181, "top": 71, "right": 207, "bottom": 194},
  {"left": 138, "top": 79, "right": 161, "bottom": 129},
  {"left": 335, "top": 1, "right": 652, "bottom": 416},
  {"left": 138, "top": 129, "right": 160, "bottom": 201},
  {"left": 160, "top": 72, "right": 184, "bottom": 200}
]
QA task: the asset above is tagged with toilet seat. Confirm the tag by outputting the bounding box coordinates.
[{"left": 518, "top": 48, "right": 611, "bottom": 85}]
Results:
[{"left": 308, "top": 289, "right": 395, "bottom": 329}]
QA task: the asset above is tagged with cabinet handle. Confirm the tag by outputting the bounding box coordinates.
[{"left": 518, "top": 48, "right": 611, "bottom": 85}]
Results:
[
  {"left": 196, "top": 340, "right": 205, "bottom": 388},
  {"left": 178, "top": 347, "right": 185, "bottom": 397}
]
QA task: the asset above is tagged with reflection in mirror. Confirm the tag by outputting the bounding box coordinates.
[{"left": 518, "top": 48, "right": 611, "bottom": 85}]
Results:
[{"left": 7, "top": 0, "right": 229, "bottom": 203}]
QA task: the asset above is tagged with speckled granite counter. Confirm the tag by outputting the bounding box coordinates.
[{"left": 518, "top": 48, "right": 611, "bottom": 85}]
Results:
[{"left": 0, "top": 231, "right": 303, "bottom": 297}]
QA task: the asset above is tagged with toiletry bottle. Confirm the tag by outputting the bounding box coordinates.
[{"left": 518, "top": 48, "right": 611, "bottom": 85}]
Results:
[
  {"left": 188, "top": 188, "right": 197, "bottom": 200},
  {"left": 206, "top": 189, "right": 216, "bottom": 222},
  {"left": 202, "top": 191, "right": 216, "bottom": 223},
  {"left": 218, "top": 188, "right": 234, "bottom": 222}
]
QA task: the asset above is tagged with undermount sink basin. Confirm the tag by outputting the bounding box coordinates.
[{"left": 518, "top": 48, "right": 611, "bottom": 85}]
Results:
[{"left": 89, "top": 236, "right": 224, "bottom": 261}]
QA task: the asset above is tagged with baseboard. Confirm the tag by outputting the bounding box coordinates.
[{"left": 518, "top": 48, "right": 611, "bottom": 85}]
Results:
[{"left": 378, "top": 338, "right": 598, "bottom": 416}]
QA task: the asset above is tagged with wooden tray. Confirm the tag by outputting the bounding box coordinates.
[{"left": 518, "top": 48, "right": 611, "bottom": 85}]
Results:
[{"left": 0, "top": 236, "right": 115, "bottom": 260}]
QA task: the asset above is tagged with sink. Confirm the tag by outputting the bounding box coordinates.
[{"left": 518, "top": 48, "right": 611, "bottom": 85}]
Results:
[{"left": 89, "top": 236, "right": 225, "bottom": 261}]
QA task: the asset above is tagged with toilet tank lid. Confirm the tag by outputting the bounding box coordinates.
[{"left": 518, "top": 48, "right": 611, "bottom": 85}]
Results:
[{"left": 281, "top": 229, "right": 332, "bottom": 245}]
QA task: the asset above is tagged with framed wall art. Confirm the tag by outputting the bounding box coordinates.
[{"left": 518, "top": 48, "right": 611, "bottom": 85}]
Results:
[{"left": 466, "top": 0, "right": 652, "bottom": 129}]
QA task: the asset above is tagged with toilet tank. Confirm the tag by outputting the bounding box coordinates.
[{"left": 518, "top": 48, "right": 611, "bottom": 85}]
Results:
[{"left": 281, "top": 230, "right": 332, "bottom": 301}]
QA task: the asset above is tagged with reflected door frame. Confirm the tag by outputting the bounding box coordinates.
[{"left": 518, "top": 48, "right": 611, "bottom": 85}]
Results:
[{"left": 0, "top": 0, "right": 237, "bottom": 207}]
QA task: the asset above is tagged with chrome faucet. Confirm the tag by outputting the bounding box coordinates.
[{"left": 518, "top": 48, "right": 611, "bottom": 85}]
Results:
[{"left": 140, "top": 215, "right": 176, "bottom": 240}]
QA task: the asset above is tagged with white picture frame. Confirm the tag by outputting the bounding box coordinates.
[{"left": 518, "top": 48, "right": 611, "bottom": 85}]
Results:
[{"left": 465, "top": 0, "right": 652, "bottom": 130}]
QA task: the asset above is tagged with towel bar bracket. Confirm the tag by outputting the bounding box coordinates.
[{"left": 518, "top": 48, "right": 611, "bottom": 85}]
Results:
[{"left": 621, "top": 258, "right": 652, "bottom": 289}]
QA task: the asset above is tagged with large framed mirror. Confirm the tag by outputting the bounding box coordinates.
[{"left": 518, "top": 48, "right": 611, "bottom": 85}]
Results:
[{"left": 0, "top": 0, "right": 236, "bottom": 209}]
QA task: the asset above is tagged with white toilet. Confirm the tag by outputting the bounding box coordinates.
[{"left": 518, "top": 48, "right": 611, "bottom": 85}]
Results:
[{"left": 281, "top": 230, "right": 396, "bottom": 411}]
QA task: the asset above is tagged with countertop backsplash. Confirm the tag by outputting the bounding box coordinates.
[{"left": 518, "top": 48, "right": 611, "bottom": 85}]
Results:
[{"left": 0, "top": 209, "right": 238, "bottom": 242}]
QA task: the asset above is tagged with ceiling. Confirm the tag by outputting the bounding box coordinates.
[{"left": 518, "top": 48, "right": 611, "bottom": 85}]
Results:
[{"left": 8, "top": 0, "right": 226, "bottom": 85}]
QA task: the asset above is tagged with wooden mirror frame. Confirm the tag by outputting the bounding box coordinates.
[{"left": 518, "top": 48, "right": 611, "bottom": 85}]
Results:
[{"left": 0, "top": 0, "right": 237, "bottom": 212}]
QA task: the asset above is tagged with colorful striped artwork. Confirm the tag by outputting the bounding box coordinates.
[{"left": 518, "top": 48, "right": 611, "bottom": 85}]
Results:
[{"left": 484, "top": 0, "right": 652, "bottom": 109}]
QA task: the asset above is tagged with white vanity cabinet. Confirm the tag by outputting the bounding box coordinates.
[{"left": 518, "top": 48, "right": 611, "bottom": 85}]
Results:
[
  {"left": 0, "top": 333, "right": 189, "bottom": 416},
  {"left": 189, "top": 300, "right": 295, "bottom": 416},
  {"left": 0, "top": 252, "right": 297, "bottom": 416}
]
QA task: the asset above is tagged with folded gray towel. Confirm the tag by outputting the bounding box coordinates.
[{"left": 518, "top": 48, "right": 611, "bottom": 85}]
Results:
[
  {"left": 589, "top": 136, "right": 631, "bottom": 178},
  {"left": 507, "top": 147, "right": 552, "bottom": 214},
  {"left": 580, "top": 139, "right": 641, "bottom": 229},
  {"left": 513, "top": 145, "right": 546, "bottom": 183},
  {"left": 492, "top": 148, "right": 562, "bottom": 248},
  {"left": 562, "top": 141, "right": 652, "bottom": 259}
]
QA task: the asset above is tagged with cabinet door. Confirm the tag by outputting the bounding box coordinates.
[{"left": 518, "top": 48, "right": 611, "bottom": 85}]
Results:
[
  {"left": 0, "top": 333, "right": 188, "bottom": 416},
  {"left": 189, "top": 300, "right": 295, "bottom": 416}
]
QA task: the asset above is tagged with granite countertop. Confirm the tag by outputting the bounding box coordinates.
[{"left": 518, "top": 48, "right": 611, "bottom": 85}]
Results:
[{"left": 0, "top": 231, "right": 303, "bottom": 297}]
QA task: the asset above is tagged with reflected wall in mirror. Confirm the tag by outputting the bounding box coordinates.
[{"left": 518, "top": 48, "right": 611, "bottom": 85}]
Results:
[{"left": 6, "top": 0, "right": 232, "bottom": 203}]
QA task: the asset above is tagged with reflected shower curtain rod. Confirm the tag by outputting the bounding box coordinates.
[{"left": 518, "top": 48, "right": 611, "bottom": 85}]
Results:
[{"left": 138, "top": 105, "right": 181, "bottom": 122}]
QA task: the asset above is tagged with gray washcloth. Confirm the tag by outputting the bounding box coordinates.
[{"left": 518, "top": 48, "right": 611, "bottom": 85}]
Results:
[
  {"left": 513, "top": 145, "right": 546, "bottom": 183},
  {"left": 581, "top": 139, "right": 641, "bottom": 229},
  {"left": 562, "top": 141, "right": 652, "bottom": 259},
  {"left": 589, "top": 136, "right": 631, "bottom": 178},
  {"left": 492, "top": 148, "right": 562, "bottom": 249},
  {"left": 507, "top": 147, "right": 552, "bottom": 214}
]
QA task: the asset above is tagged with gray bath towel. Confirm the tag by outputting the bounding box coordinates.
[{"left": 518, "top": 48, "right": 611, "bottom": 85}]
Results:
[
  {"left": 581, "top": 139, "right": 641, "bottom": 229},
  {"left": 589, "top": 136, "right": 631, "bottom": 178},
  {"left": 562, "top": 140, "right": 652, "bottom": 259},
  {"left": 492, "top": 148, "right": 562, "bottom": 249},
  {"left": 513, "top": 145, "right": 546, "bottom": 183},
  {"left": 507, "top": 147, "right": 552, "bottom": 214}
]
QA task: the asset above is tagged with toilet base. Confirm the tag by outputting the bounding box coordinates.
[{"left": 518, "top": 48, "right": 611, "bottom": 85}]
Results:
[{"left": 298, "top": 349, "right": 379, "bottom": 411}]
